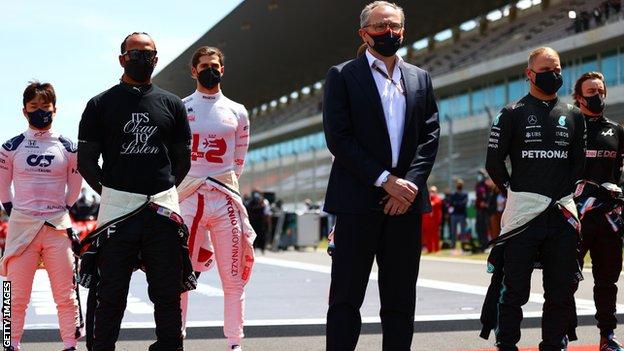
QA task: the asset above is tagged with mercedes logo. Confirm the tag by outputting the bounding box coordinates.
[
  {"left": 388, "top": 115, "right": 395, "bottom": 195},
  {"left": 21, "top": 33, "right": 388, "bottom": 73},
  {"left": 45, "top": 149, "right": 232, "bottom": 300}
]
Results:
[{"left": 527, "top": 115, "right": 537, "bottom": 125}]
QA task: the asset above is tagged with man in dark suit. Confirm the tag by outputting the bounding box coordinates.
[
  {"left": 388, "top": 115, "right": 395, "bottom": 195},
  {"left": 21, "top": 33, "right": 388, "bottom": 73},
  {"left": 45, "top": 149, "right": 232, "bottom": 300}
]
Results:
[{"left": 322, "top": 2, "right": 440, "bottom": 350}]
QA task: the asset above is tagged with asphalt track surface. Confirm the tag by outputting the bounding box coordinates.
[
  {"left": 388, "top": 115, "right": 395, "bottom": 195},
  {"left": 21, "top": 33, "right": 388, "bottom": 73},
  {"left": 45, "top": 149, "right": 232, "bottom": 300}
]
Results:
[{"left": 11, "top": 250, "right": 624, "bottom": 350}]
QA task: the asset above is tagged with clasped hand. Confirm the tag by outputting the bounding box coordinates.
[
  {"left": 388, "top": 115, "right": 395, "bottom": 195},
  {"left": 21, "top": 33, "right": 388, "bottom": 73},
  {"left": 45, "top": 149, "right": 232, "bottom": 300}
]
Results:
[{"left": 380, "top": 175, "right": 418, "bottom": 216}]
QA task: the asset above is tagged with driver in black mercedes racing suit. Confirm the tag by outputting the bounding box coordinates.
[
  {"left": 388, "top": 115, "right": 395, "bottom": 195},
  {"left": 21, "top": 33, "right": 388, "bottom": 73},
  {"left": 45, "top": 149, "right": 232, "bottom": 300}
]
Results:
[{"left": 483, "top": 47, "right": 586, "bottom": 351}]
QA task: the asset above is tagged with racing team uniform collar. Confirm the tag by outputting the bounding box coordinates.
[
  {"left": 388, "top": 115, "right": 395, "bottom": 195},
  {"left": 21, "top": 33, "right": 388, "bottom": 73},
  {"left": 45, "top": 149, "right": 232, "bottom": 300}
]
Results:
[
  {"left": 583, "top": 113, "right": 605, "bottom": 121},
  {"left": 526, "top": 93, "right": 558, "bottom": 108},
  {"left": 194, "top": 90, "right": 223, "bottom": 101},
  {"left": 25, "top": 127, "right": 54, "bottom": 138}
]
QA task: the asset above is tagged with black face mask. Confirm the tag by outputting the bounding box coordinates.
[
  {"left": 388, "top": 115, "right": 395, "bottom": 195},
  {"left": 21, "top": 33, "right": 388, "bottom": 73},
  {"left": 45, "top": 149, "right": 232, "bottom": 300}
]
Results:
[
  {"left": 531, "top": 70, "right": 563, "bottom": 95},
  {"left": 27, "top": 109, "right": 53, "bottom": 129},
  {"left": 124, "top": 57, "right": 155, "bottom": 83},
  {"left": 583, "top": 93, "right": 605, "bottom": 114},
  {"left": 367, "top": 29, "right": 402, "bottom": 57},
  {"left": 198, "top": 67, "right": 221, "bottom": 89}
]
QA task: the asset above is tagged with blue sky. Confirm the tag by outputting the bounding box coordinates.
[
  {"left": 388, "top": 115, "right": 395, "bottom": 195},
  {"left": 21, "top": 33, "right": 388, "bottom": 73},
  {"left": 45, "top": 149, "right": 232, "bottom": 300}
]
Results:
[{"left": 0, "top": 0, "right": 243, "bottom": 143}]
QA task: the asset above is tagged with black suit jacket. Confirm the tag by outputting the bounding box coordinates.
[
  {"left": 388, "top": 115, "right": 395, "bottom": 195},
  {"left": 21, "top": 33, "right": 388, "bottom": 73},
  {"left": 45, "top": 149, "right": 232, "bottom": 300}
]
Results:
[{"left": 323, "top": 54, "right": 440, "bottom": 214}]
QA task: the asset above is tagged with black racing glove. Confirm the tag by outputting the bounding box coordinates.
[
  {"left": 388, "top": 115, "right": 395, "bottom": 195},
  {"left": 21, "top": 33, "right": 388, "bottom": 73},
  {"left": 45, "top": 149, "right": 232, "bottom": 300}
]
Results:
[{"left": 66, "top": 228, "right": 82, "bottom": 257}]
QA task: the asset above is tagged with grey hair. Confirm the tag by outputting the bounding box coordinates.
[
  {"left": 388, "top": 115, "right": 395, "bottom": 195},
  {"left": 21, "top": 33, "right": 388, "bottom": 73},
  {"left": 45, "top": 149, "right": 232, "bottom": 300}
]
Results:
[{"left": 360, "top": 1, "right": 405, "bottom": 28}]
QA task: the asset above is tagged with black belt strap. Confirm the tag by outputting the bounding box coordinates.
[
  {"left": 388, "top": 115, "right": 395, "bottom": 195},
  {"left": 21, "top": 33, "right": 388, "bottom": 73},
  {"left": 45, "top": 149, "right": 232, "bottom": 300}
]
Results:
[{"left": 206, "top": 177, "right": 241, "bottom": 198}]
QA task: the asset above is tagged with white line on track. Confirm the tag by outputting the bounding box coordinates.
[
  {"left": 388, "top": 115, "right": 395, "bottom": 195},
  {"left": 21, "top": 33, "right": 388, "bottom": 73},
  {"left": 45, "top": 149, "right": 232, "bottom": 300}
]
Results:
[
  {"left": 420, "top": 255, "right": 624, "bottom": 276},
  {"left": 255, "top": 256, "right": 623, "bottom": 311},
  {"left": 14, "top": 270, "right": 225, "bottom": 319},
  {"left": 25, "top": 308, "right": 624, "bottom": 330},
  {"left": 421, "top": 255, "right": 487, "bottom": 265},
  {"left": 18, "top": 256, "right": 624, "bottom": 330}
]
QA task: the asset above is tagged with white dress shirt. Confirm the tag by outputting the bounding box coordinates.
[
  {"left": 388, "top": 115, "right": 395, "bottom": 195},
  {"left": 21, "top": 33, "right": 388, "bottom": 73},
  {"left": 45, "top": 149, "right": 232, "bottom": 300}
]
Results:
[{"left": 365, "top": 49, "right": 407, "bottom": 186}]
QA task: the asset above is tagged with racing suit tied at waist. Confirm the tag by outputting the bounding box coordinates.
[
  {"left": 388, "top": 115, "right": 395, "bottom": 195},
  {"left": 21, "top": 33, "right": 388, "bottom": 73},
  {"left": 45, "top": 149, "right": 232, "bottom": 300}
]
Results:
[
  {"left": 177, "top": 171, "right": 239, "bottom": 202},
  {"left": 0, "top": 209, "right": 72, "bottom": 276},
  {"left": 499, "top": 189, "right": 579, "bottom": 241},
  {"left": 79, "top": 186, "right": 197, "bottom": 292},
  {"left": 480, "top": 189, "right": 582, "bottom": 341},
  {"left": 97, "top": 185, "right": 181, "bottom": 228},
  {"left": 178, "top": 171, "right": 255, "bottom": 281}
]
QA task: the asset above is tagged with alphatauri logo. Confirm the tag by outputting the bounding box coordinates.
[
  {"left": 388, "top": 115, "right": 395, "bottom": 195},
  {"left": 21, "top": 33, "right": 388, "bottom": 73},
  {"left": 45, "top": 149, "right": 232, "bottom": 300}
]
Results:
[{"left": 26, "top": 154, "right": 55, "bottom": 167}]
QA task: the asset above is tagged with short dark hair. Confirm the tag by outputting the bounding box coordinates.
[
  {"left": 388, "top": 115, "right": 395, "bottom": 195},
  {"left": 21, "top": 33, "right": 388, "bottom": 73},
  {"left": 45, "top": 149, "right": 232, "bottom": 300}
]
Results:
[
  {"left": 190, "top": 46, "right": 224, "bottom": 69},
  {"left": 23, "top": 81, "right": 56, "bottom": 107},
  {"left": 573, "top": 71, "right": 607, "bottom": 106},
  {"left": 120, "top": 32, "right": 151, "bottom": 54}
]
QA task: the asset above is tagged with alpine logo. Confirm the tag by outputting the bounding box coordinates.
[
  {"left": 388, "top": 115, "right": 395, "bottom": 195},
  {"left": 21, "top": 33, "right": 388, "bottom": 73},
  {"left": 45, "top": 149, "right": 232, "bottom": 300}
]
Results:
[
  {"left": 602, "top": 129, "right": 614, "bottom": 136},
  {"left": 521, "top": 150, "right": 568, "bottom": 159},
  {"left": 26, "top": 154, "right": 55, "bottom": 167}
]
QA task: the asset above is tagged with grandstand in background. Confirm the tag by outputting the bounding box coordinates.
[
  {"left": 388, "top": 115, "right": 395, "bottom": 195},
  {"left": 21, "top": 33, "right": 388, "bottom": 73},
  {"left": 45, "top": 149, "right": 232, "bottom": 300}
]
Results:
[{"left": 155, "top": 0, "right": 624, "bottom": 209}]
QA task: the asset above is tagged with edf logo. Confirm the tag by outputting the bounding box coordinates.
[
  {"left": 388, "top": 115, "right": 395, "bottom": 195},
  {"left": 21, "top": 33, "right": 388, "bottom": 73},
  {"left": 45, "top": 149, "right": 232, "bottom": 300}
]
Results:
[{"left": 26, "top": 154, "right": 55, "bottom": 167}]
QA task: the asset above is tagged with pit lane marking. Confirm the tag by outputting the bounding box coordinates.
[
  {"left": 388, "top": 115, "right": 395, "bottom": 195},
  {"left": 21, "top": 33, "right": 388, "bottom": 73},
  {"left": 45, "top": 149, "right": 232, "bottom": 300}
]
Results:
[{"left": 254, "top": 257, "right": 622, "bottom": 311}]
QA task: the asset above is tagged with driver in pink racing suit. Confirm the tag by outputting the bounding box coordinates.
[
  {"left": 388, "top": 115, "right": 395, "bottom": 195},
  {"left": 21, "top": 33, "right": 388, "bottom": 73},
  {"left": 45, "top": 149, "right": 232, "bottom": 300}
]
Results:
[
  {"left": 178, "top": 46, "right": 255, "bottom": 351},
  {"left": 0, "top": 82, "right": 83, "bottom": 351}
]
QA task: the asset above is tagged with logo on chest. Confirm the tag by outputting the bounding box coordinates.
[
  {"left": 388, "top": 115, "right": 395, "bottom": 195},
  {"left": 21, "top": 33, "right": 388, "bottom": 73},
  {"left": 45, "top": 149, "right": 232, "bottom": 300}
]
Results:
[
  {"left": 557, "top": 115, "right": 568, "bottom": 130},
  {"left": 586, "top": 150, "right": 617, "bottom": 158},
  {"left": 527, "top": 115, "right": 537, "bottom": 125},
  {"left": 25, "top": 154, "right": 56, "bottom": 173},
  {"left": 602, "top": 128, "right": 614, "bottom": 137},
  {"left": 26, "top": 154, "right": 55, "bottom": 167},
  {"left": 521, "top": 150, "right": 568, "bottom": 159},
  {"left": 191, "top": 134, "right": 227, "bottom": 164}
]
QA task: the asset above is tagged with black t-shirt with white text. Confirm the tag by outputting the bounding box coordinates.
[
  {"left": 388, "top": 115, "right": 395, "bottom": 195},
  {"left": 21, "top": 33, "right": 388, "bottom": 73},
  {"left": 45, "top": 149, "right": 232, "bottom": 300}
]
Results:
[{"left": 78, "top": 83, "right": 191, "bottom": 195}]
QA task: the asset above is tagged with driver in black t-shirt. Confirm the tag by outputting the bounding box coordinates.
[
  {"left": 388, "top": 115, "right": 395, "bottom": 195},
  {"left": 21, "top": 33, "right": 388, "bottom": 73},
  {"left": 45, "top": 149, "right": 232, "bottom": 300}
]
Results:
[{"left": 77, "top": 32, "right": 191, "bottom": 351}]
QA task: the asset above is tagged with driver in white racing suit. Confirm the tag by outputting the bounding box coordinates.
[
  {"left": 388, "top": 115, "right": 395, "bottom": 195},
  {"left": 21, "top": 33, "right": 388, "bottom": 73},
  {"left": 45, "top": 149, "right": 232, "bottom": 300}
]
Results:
[
  {"left": 177, "top": 46, "right": 255, "bottom": 351},
  {"left": 0, "top": 81, "right": 83, "bottom": 351}
]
